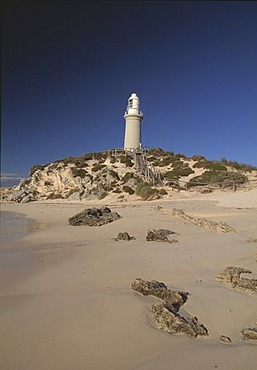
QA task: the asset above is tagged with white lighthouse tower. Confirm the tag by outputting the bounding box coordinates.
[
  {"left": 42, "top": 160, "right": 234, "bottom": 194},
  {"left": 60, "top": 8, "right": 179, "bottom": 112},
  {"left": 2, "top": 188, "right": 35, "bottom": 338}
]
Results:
[{"left": 123, "top": 93, "right": 143, "bottom": 151}]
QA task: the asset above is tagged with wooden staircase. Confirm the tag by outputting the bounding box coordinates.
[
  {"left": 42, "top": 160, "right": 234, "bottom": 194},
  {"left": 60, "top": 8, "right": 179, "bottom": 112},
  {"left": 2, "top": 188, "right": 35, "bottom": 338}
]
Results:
[{"left": 131, "top": 151, "right": 161, "bottom": 185}]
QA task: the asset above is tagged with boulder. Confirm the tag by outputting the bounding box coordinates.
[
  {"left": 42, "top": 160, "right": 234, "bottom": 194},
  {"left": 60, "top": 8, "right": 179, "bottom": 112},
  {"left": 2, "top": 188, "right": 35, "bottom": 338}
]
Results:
[
  {"left": 131, "top": 278, "right": 208, "bottom": 338},
  {"left": 219, "top": 335, "right": 232, "bottom": 343},
  {"left": 114, "top": 232, "right": 135, "bottom": 241},
  {"left": 151, "top": 303, "right": 208, "bottom": 338},
  {"left": 146, "top": 229, "right": 178, "bottom": 243},
  {"left": 216, "top": 266, "right": 257, "bottom": 293},
  {"left": 241, "top": 328, "right": 257, "bottom": 341},
  {"left": 131, "top": 278, "right": 188, "bottom": 312},
  {"left": 68, "top": 207, "right": 121, "bottom": 226}
]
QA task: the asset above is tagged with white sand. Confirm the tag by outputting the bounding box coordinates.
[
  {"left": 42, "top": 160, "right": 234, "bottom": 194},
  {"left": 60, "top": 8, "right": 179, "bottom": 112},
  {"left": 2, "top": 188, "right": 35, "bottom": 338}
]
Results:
[{"left": 1, "top": 189, "right": 257, "bottom": 369}]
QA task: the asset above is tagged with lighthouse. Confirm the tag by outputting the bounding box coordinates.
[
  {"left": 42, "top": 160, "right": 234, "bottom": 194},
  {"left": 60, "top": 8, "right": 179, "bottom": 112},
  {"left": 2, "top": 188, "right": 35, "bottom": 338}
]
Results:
[{"left": 123, "top": 93, "right": 143, "bottom": 151}]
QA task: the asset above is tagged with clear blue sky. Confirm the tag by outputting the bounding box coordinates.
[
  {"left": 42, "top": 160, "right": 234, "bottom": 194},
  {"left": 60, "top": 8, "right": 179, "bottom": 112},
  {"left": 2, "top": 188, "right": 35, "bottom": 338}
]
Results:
[{"left": 2, "top": 1, "right": 257, "bottom": 186}]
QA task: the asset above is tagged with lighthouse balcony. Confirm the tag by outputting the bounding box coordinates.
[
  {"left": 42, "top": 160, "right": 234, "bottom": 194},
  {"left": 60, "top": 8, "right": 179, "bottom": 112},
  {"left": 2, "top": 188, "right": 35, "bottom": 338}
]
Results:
[{"left": 124, "top": 110, "right": 143, "bottom": 117}]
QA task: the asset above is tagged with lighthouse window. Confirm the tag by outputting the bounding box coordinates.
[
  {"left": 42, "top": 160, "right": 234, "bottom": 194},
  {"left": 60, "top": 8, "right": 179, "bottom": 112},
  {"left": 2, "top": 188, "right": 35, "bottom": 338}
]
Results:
[{"left": 128, "top": 99, "right": 133, "bottom": 108}]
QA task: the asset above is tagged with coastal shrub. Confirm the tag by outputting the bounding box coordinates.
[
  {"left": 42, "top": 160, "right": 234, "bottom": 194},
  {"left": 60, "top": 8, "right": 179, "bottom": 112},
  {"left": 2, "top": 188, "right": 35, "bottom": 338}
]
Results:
[
  {"left": 187, "top": 171, "right": 248, "bottom": 188},
  {"left": 120, "top": 155, "right": 133, "bottom": 167},
  {"left": 108, "top": 169, "right": 120, "bottom": 180},
  {"left": 193, "top": 160, "right": 227, "bottom": 171},
  {"left": 92, "top": 164, "right": 106, "bottom": 172},
  {"left": 135, "top": 182, "right": 159, "bottom": 200},
  {"left": 30, "top": 164, "right": 45, "bottom": 176},
  {"left": 147, "top": 148, "right": 166, "bottom": 156},
  {"left": 152, "top": 159, "right": 162, "bottom": 166},
  {"left": 110, "top": 157, "right": 116, "bottom": 164},
  {"left": 164, "top": 164, "right": 194, "bottom": 180},
  {"left": 82, "top": 151, "right": 108, "bottom": 161},
  {"left": 220, "top": 158, "right": 257, "bottom": 172},
  {"left": 122, "top": 172, "right": 134, "bottom": 182},
  {"left": 147, "top": 156, "right": 157, "bottom": 162},
  {"left": 160, "top": 156, "right": 180, "bottom": 167},
  {"left": 175, "top": 153, "right": 187, "bottom": 159},
  {"left": 113, "top": 188, "right": 122, "bottom": 193},
  {"left": 53, "top": 156, "right": 89, "bottom": 168},
  {"left": 159, "top": 188, "right": 168, "bottom": 196},
  {"left": 71, "top": 168, "right": 87, "bottom": 178},
  {"left": 191, "top": 155, "right": 206, "bottom": 161},
  {"left": 123, "top": 185, "right": 135, "bottom": 195},
  {"left": 98, "top": 191, "right": 108, "bottom": 200}
]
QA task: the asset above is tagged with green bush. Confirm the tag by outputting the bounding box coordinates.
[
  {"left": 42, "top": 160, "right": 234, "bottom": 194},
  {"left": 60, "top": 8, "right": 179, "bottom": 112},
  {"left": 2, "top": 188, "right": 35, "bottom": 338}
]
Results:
[
  {"left": 220, "top": 158, "right": 257, "bottom": 172},
  {"left": 122, "top": 172, "right": 135, "bottom": 182},
  {"left": 112, "top": 188, "right": 122, "bottom": 194},
  {"left": 30, "top": 164, "right": 45, "bottom": 176},
  {"left": 147, "top": 156, "right": 157, "bottom": 162},
  {"left": 147, "top": 148, "right": 166, "bottom": 156},
  {"left": 112, "top": 188, "right": 122, "bottom": 193},
  {"left": 159, "top": 189, "right": 168, "bottom": 196},
  {"left": 120, "top": 155, "right": 133, "bottom": 167},
  {"left": 187, "top": 171, "right": 248, "bottom": 188},
  {"left": 82, "top": 151, "right": 108, "bottom": 161},
  {"left": 191, "top": 155, "right": 206, "bottom": 161},
  {"left": 123, "top": 185, "right": 135, "bottom": 195},
  {"left": 110, "top": 157, "right": 116, "bottom": 164},
  {"left": 108, "top": 169, "right": 120, "bottom": 180},
  {"left": 92, "top": 164, "right": 106, "bottom": 172},
  {"left": 135, "top": 182, "right": 159, "bottom": 200},
  {"left": 193, "top": 160, "right": 227, "bottom": 171},
  {"left": 98, "top": 191, "right": 108, "bottom": 200},
  {"left": 164, "top": 164, "right": 194, "bottom": 179},
  {"left": 71, "top": 168, "right": 87, "bottom": 178},
  {"left": 61, "top": 157, "right": 85, "bottom": 167}
]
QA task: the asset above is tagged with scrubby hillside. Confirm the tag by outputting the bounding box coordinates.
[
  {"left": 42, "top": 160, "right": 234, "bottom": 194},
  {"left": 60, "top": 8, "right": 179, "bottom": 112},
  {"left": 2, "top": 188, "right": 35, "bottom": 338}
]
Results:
[{"left": 2, "top": 148, "right": 257, "bottom": 203}]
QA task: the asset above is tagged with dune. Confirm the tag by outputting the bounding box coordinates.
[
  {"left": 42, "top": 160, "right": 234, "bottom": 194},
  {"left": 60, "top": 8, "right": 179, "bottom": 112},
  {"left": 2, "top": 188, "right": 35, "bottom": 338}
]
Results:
[{"left": 1, "top": 189, "right": 257, "bottom": 369}]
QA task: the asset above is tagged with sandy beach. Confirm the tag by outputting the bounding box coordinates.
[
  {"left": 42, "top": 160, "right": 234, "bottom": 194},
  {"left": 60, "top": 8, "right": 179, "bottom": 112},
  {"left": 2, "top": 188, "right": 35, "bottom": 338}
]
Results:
[{"left": 1, "top": 189, "right": 257, "bottom": 370}]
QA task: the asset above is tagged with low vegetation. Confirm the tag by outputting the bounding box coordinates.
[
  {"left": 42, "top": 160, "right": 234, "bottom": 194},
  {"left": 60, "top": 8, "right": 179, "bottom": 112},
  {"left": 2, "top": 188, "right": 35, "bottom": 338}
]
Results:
[
  {"left": 220, "top": 158, "right": 257, "bottom": 172},
  {"left": 120, "top": 155, "right": 133, "bottom": 167},
  {"left": 71, "top": 168, "right": 87, "bottom": 178},
  {"left": 123, "top": 185, "right": 135, "bottom": 195},
  {"left": 92, "top": 164, "right": 106, "bottom": 172},
  {"left": 135, "top": 182, "right": 159, "bottom": 200},
  {"left": 187, "top": 171, "right": 248, "bottom": 188}
]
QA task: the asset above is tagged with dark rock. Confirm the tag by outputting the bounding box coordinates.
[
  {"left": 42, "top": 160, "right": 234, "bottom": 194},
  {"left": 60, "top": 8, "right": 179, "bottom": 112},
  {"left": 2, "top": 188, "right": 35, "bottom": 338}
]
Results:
[
  {"left": 146, "top": 229, "right": 178, "bottom": 243},
  {"left": 216, "top": 266, "right": 257, "bottom": 293},
  {"left": 219, "top": 335, "right": 232, "bottom": 343},
  {"left": 241, "top": 328, "right": 257, "bottom": 341},
  {"left": 151, "top": 304, "right": 208, "bottom": 338},
  {"left": 68, "top": 207, "right": 121, "bottom": 226},
  {"left": 114, "top": 232, "right": 135, "bottom": 241},
  {"left": 131, "top": 278, "right": 208, "bottom": 338},
  {"left": 131, "top": 278, "right": 188, "bottom": 311}
]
